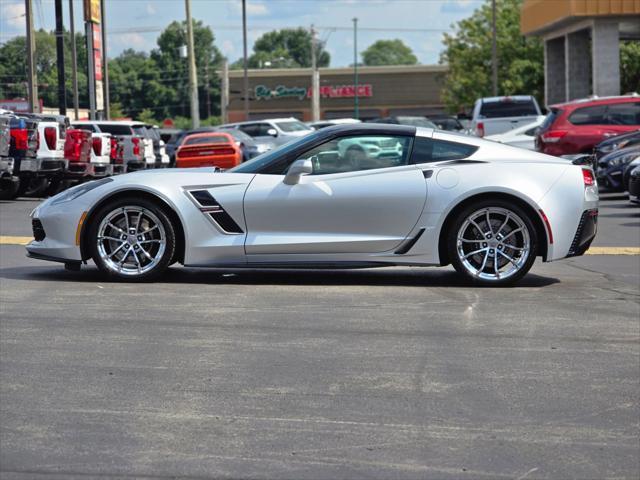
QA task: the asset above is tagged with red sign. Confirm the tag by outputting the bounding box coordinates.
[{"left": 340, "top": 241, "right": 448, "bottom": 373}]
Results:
[
  {"left": 94, "top": 49, "right": 103, "bottom": 81},
  {"left": 92, "top": 24, "right": 102, "bottom": 50},
  {"left": 314, "top": 84, "right": 373, "bottom": 98}
]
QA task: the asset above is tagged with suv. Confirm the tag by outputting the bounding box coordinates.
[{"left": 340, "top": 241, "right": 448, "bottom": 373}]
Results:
[
  {"left": 469, "top": 95, "right": 543, "bottom": 137},
  {"left": 536, "top": 95, "right": 640, "bottom": 156},
  {"left": 221, "top": 118, "right": 313, "bottom": 147}
]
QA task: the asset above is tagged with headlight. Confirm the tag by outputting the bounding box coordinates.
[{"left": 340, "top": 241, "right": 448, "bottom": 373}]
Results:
[
  {"left": 608, "top": 154, "right": 637, "bottom": 168},
  {"left": 50, "top": 178, "right": 113, "bottom": 205}
]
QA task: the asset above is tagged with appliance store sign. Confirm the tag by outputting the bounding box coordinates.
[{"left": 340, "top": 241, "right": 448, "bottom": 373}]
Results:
[{"left": 255, "top": 84, "right": 373, "bottom": 100}]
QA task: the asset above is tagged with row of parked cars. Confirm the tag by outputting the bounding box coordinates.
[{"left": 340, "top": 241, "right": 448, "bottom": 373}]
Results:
[{"left": 0, "top": 110, "right": 170, "bottom": 200}]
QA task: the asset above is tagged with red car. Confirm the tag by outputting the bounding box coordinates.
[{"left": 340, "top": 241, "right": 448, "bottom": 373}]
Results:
[
  {"left": 536, "top": 95, "right": 640, "bottom": 156},
  {"left": 176, "top": 132, "right": 242, "bottom": 169}
]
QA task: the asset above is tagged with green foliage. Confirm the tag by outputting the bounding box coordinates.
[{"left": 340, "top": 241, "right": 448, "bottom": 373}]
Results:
[
  {"left": 362, "top": 39, "right": 418, "bottom": 66},
  {"left": 238, "top": 28, "right": 330, "bottom": 69},
  {"left": 621, "top": 40, "right": 640, "bottom": 94},
  {"left": 136, "top": 108, "right": 158, "bottom": 124},
  {"left": 440, "top": 0, "right": 544, "bottom": 112}
]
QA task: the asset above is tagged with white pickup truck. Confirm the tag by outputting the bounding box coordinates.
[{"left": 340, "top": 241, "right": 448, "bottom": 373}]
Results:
[{"left": 469, "top": 95, "right": 543, "bottom": 137}]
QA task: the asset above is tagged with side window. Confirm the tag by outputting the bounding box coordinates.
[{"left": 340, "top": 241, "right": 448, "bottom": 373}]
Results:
[
  {"left": 294, "top": 135, "right": 412, "bottom": 175},
  {"left": 80, "top": 124, "right": 96, "bottom": 132},
  {"left": 606, "top": 103, "right": 640, "bottom": 126},
  {"left": 257, "top": 123, "right": 273, "bottom": 136},
  {"left": 410, "top": 137, "right": 478, "bottom": 164},
  {"left": 569, "top": 105, "right": 607, "bottom": 125},
  {"left": 238, "top": 124, "right": 258, "bottom": 137},
  {"left": 524, "top": 126, "right": 538, "bottom": 136}
]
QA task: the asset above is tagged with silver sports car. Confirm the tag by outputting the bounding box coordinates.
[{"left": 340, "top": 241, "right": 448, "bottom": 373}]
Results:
[{"left": 27, "top": 124, "right": 599, "bottom": 286}]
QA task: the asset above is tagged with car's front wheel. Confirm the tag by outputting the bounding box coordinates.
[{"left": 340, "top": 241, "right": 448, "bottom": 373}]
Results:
[
  {"left": 447, "top": 200, "right": 538, "bottom": 286},
  {"left": 88, "top": 197, "right": 175, "bottom": 281}
]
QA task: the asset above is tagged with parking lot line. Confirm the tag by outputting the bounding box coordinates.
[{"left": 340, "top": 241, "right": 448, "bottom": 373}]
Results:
[{"left": 0, "top": 236, "right": 33, "bottom": 245}]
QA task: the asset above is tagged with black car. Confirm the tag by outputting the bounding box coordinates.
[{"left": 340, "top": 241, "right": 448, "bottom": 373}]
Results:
[
  {"left": 596, "top": 145, "right": 640, "bottom": 191},
  {"left": 426, "top": 115, "right": 465, "bottom": 132},
  {"left": 367, "top": 116, "right": 438, "bottom": 128},
  {"left": 628, "top": 165, "right": 640, "bottom": 203},
  {"left": 594, "top": 129, "right": 640, "bottom": 161}
]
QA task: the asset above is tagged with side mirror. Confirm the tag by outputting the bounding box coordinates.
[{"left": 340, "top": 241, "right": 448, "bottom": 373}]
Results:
[
  {"left": 283, "top": 158, "right": 312, "bottom": 185},
  {"left": 267, "top": 128, "right": 278, "bottom": 137}
]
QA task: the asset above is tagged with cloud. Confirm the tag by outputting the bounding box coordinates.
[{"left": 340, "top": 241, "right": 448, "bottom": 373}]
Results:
[
  {"left": 1, "top": 2, "right": 26, "bottom": 31},
  {"left": 146, "top": 2, "right": 156, "bottom": 15},
  {"left": 112, "top": 32, "right": 149, "bottom": 50},
  {"left": 440, "top": 0, "right": 477, "bottom": 14},
  {"left": 221, "top": 39, "right": 236, "bottom": 56},
  {"left": 232, "top": 1, "right": 269, "bottom": 16}
]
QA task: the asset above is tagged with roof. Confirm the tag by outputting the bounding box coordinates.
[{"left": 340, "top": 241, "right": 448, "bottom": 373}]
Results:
[
  {"left": 73, "top": 120, "right": 145, "bottom": 126},
  {"left": 226, "top": 64, "right": 448, "bottom": 79},
  {"left": 550, "top": 93, "right": 640, "bottom": 108},
  {"left": 521, "top": 0, "right": 640, "bottom": 37}
]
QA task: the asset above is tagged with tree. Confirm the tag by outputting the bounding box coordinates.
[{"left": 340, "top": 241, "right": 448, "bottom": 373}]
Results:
[
  {"left": 242, "top": 28, "right": 330, "bottom": 69},
  {"left": 620, "top": 41, "right": 640, "bottom": 94},
  {"left": 440, "top": 0, "right": 544, "bottom": 112},
  {"left": 362, "top": 39, "right": 418, "bottom": 66}
]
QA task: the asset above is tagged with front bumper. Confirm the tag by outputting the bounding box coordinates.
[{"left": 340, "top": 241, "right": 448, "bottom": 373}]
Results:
[{"left": 629, "top": 174, "right": 640, "bottom": 203}]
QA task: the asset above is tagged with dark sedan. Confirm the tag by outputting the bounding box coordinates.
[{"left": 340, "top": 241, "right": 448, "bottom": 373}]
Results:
[
  {"left": 628, "top": 165, "right": 640, "bottom": 203},
  {"left": 596, "top": 145, "right": 640, "bottom": 191}
]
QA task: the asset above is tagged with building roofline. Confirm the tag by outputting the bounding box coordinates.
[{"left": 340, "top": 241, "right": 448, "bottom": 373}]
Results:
[{"left": 226, "top": 64, "right": 448, "bottom": 78}]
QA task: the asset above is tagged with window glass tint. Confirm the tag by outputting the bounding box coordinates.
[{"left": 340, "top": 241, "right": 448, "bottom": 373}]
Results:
[
  {"left": 524, "top": 126, "right": 538, "bottom": 136},
  {"left": 606, "top": 102, "right": 640, "bottom": 126},
  {"left": 409, "top": 137, "right": 478, "bottom": 163},
  {"left": 257, "top": 123, "right": 275, "bottom": 135},
  {"left": 568, "top": 105, "right": 607, "bottom": 125},
  {"left": 275, "top": 120, "right": 311, "bottom": 132},
  {"left": 479, "top": 100, "right": 539, "bottom": 118},
  {"left": 539, "top": 110, "right": 559, "bottom": 132},
  {"left": 75, "top": 123, "right": 96, "bottom": 132},
  {"left": 96, "top": 124, "right": 133, "bottom": 135},
  {"left": 395, "top": 116, "right": 437, "bottom": 128},
  {"left": 296, "top": 135, "right": 412, "bottom": 175},
  {"left": 238, "top": 124, "right": 258, "bottom": 136},
  {"left": 184, "top": 135, "right": 230, "bottom": 145}
]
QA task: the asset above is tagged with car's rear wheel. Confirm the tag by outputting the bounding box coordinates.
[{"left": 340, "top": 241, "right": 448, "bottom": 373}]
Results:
[
  {"left": 89, "top": 198, "right": 175, "bottom": 281},
  {"left": 447, "top": 200, "right": 538, "bottom": 286}
]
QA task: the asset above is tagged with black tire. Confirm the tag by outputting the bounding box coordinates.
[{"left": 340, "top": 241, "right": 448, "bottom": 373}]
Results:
[
  {"left": 447, "top": 199, "right": 538, "bottom": 287},
  {"left": 44, "top": 178, "right": 72, "bottom": 197},
  {"left": 0, "top": 177, "right": 20, "bottom": 200},
  {"left": 88, "top": 197, "right": 176, "bottom": 282},
  {"left": 17, "top": 177, "right": 48, "bottom": 198}
]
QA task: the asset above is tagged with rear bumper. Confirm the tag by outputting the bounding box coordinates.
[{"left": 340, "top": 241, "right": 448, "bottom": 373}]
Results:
[
  {"left": 38, "top": 157, "right": 68, "bottom": 175},
  {"left": 65, "top": 162, "right": 111, "bottom": 178},
  {"left": 125, "top": 161, "right": 147, "bottom": 173},
  {"left": 1, "top": 157, "right": 15, "bottom": 176},
  {"left": 566, "top": 209, "right": 598, "bottom": 258}
]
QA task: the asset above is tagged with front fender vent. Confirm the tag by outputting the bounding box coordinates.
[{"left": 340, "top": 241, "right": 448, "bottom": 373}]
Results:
[{"left": 187, "top": 189, "right": 243, "bottom": 234}]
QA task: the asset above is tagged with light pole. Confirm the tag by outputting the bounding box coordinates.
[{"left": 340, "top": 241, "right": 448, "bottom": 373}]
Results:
[
  {"left": 185, "top": 0, "right": 200, "bottom": 128},
  {"left": 242, "top": 0, "right": 249, "bottom": 120},
  {"left": 353, "top": 17, "right": 358, "bottom": 119},
  {"left": 69, "top": 0, "right": 79, "bottom": 119},
  {"left": 491, "top": 0, "right": 498, "bottom": 96},
  {"left": 311, "top": 24, "right": 320, "bottom": 121}
]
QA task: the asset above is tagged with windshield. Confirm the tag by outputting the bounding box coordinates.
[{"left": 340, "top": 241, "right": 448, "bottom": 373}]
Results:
[
  {"left": 479, "top": 99, "right": 539, "bottom": 118},
  {"left": 395, "top": 116, "right": 437, "bottom": 128},
  {"left": 229, "top": 129, "right": 324, "bottom": 173},
  {"left": 95, "top": 124, "right": 133, "bottom": 135},
  {"left": 184, "top": 134, "right": 230, "bottom": 145},
  {"left": 275, "top": 120, "right": 312, "bottom": 132},
  {"left": 219, "top": 128, "right": 255, "bottom": 145}
]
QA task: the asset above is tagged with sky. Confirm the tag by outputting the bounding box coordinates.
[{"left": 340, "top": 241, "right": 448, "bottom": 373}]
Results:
[{"left": 0, "top": 0, "right": 482, "bottom": 66}]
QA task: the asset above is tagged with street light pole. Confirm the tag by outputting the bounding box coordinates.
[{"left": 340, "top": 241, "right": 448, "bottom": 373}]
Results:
[
  {"left": 69, "top": 0, "right": 79, "bottom": 119},
  {"left": 311, "top": 24, "right": 320, "bottom": 121},
  {"left": 54, "top": 0, "right": 66, "bottom": 115},
  {"left": 353, "top": 17, "right": 358, "bottom": 120},
  {"left": 491, "top": 0, "right": 498, "bottom": 96},
  {"left": 242, "top": 0, "right": 249, "bottom": 120},
  {"left": 185, "top": 0, "right": 200, "bottom": 128},
  {"left": 25, "top": 0, "right": 38, "bottom": 113},
  {"left": 101, "top": 0, "right": 110, "bottom": 119}
]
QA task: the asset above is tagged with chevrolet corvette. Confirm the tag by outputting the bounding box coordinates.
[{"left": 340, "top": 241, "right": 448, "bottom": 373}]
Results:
[{"left": 27, "top": 124, "right": 599, "bottom": 285}]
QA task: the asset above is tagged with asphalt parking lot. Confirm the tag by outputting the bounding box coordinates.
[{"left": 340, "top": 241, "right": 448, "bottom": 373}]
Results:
[{"left": 1, "top": 194, "right": 639, "bottom": 479}]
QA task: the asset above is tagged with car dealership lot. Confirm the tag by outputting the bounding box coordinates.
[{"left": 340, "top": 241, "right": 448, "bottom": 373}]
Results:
[{"left": 0, "top": 195, "right": 638, "bottom": 479}]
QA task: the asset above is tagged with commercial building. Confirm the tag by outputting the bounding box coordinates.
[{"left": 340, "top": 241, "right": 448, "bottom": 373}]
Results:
[
  {"left": 521, "top": 0, "right": 640, "bottom": 105},
  {"left": 226, "top": 64, "right": 448, "bottom": 122}
]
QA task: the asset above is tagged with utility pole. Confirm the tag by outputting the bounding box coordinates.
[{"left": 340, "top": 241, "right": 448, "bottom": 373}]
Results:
[
  {"left": 25, "top": 0, "right": 38, "bottom": 113},
  {"left": 242, "top": 0, "right": 249, "bottom": 120},
  {"left": 185, "top": 0, "right": 200, "bottom": 128},
  {"left": 310, "top": 25, "right": 320, "bottom": 122},
  {"left": 205, "top": 56, "right": 211, "bottom": 118},
  {"left": 101, "top": 0, "right": 110, "bottom": 119},
  {"left": 491, "top": 0, "right": 498, "bottom": 96},
  {"left": 221, "top": 58, "right": 229, "bottom": 124},
  {"left": 69, "top": 0, "right": 79, "bottom": 119},
  {"left": 54, "top": 0, "right": 66, "bottom": 115},
  {"left": 353, "top": 17, "right": 359, "bottom": 119}
]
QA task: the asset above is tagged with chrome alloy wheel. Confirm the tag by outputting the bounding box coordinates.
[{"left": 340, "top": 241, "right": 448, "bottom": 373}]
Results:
[
  {"left": 456, "top": 207, "right": 531, "bottom": 281},
  {"left": 96, "top": 206, "right": 166, "bottom": 276}
]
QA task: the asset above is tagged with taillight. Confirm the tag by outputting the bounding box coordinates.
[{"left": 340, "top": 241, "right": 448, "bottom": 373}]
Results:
[
  {"left": 64, "top": 129, "right": 90, "bottom": 162},
  {"left": 476, "top": 122, "right": 485, "bottom": 137},
  {"left": 11, "top": 129, "right": 28, "bottom": 150},
  {"left": 541, "top": 130, "right": 567, "bottom": 143},
  {"left": 582, "top": 168, "right": 595, "bottom": 186},
  {"left": 110, "top": 137, "right": 117, "bottom": 160},
  {"left": 132, "top": 137, "right": 141, "bottom": 157},
  {"left": 44, "top": 126, "right": 57, "bottom": 150},
  {"left": 92, "top": 137, "right": 102, "bottom": 156}
]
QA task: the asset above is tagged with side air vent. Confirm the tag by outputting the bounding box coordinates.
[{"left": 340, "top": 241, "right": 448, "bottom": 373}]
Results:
[
  {"left": 187, "top": 189, "right": 244, "bottom": 234},
  {"left": 395, "top": 228, "right": 425, "bottom": 255}
]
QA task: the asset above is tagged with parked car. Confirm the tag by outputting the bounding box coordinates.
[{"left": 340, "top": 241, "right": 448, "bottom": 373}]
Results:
[
  {"left": 596, "top": 145, "right": 640, "bottom": 191},
  {"left": 307, "top": 118, "right": 361, "bottom": 130},
  {"left": 623, "top": 157, "right": 640, "bottom": 192},
  {"left": 221, "top": 118, "right": 314, "bottom": 146},
  {"left": 214, "top": 128, "right": 266, "bottom": 161},
  {"left": 536, "top": 95, "right": 640, "bottom": 156},
  {"left": 427, "top": 115, "right": 465, "bottom": 132},
  {"left": 593, "top": 129, "right": 640, "bottom": 161},
  {"left": 88, "top": 132, "right": 112, "bottom": 177},
  {"left": 627, "top": 165, "right": 640, "bottom": 203},
  {"left": 0, "top": 111, "right": 18, "bottom": 199},
  {"left": 176, "top": 132, "right": 242, "bottom": 169},
  {"left": 160, "top": 128, "right": 183, "bottom": 166},
  {"left": 28, "top": 123, "right": 599, "bottom": 286},
  {"left": 73, "top": 121, "right": 146, "bottom": 172},
  {"left": 145, "top": 125, "right": 170, "bottom": 168},
  {"left": 368, "top": 116, "right": 437, "bottom": 128},
  {"left": 63, "top": 128, "right": 93, "bottom": 180},
  {"left": 8, "top": 115, "right": 39, "bottom": 198},
  {"left": 485, "top": 116, "right": 546, "bottom": 150},
  {"left": 469, "top": 95, "right": 543, "bottom": 137}
]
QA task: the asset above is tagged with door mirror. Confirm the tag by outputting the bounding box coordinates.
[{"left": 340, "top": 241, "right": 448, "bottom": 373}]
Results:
[
  {"left": 283, "top": 158, "right": 312, "bottom": 185},
  {"left": 267, "top": 128, "right": 278, "bottom": 137}
]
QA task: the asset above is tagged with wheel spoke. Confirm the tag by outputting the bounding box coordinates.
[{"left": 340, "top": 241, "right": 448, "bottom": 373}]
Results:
[
  {"left": 501, "top": 227, "right": 523, "bottom": 242},
  {"left": 478, "top": 250, "right": 489, "bottom": 274},
  {"left": 469, "top": 218, "right": 485, "bottom": 236},
  {"left": 502, "top": 243, "right": 526, "bottom": 252},
  {"left": 493, "top": 252, "right": 500, "bottom": 278},
  {"left": 463, "top": 247, "right": 488, "bottom": 259},
  {"left": 135, "top": 211, "right": 143, "bottom": 233},
  {"left": 123, "top": 208, "right": 130, "bottom": 232},
  {"left": 141, "top": 224, "right": 158, "bottom": 235},
  {"left": 139, "top": 239, "right": 162, "bottom": 244},
  {"left": 485, "top": 210, "right": 493, "bottom": 234},
  {"left": 107, "top": 242, "right": 127, "bottom": 258},
  {"left": 497, "top": 213, "right": 510, "bottom": 236},
  {"left": 107, "top": 222, "right": 125, "bottom": 235},
  {"left": 138, "top": 245, "right": 154, "bottom": 261},
  {"left": 497, "top": 249, "right": 518, "bottom": 267},
  {"left": 99, "top": 235, "right": 124, "bottom": 242},
  {"left": 459, "top": 238, "right": 484, "bottom": 243},
  {"left": 131, "top": 248, "right": 142, "bottom": 274}
]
